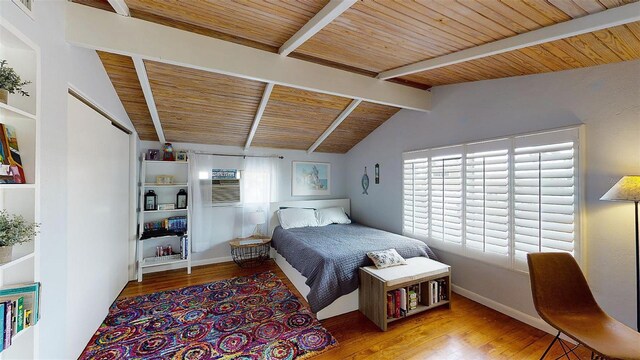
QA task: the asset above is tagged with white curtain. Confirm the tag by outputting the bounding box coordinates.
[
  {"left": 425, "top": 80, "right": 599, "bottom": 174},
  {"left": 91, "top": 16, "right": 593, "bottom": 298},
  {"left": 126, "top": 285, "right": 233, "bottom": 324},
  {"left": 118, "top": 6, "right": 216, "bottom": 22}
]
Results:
[
  {"left": 190, "top": 153, "right": 216, "bottom": 252},
  {"left": 241, "top": 156, "right": 277, "bottom": 237},
  {"left": 189, "top": 153, "right": 277, "bottom": 254}
]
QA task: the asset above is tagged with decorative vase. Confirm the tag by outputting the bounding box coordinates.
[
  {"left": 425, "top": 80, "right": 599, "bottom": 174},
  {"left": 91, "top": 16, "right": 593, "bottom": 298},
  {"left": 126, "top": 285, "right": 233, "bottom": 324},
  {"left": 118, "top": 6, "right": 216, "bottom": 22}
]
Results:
[
  {"left": 0, "top": 89, "right": 8, "bottom": 104},
  {"left": 0, "top": 246, "right": 12, "bottom": 263}
]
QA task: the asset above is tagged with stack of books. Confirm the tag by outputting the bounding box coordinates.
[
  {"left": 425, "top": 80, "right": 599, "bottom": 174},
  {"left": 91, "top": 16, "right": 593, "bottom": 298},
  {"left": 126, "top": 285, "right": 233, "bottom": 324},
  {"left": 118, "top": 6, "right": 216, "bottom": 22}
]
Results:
[
  {"left": 0, "top": 283, "right": 41, "bottom": 352},
  {"left": 386, "top": 280, "right": 449, "bottom": 319},
  {"left": 386, "top": 284, "right": 420, "bottom": 319},
  {"left": 428, "top": 279, "right": 448, "bottom": 305}
]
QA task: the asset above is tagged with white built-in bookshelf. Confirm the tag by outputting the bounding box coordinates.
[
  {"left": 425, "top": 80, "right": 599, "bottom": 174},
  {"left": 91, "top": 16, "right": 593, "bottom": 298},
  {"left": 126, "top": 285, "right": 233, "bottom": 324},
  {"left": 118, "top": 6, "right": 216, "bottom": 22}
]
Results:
[
  {"left": 0, "top": 16, "right": 40, "bottom": 359},
  {"left": 137, "top": 157, "right": 192, "bottom": 282}
]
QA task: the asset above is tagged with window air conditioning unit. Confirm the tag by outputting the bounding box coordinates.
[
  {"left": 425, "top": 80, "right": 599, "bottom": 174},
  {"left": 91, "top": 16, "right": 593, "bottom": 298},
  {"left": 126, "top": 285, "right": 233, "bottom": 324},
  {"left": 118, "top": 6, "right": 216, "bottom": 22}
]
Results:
[{"left": 212, "top": 179, "right": 241, "bottom": 203}]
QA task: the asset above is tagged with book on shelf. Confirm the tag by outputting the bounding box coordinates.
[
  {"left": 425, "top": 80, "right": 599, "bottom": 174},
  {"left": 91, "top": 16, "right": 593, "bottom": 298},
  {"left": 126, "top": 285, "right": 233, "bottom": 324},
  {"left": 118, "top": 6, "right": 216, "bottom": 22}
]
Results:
[
  {"left": 180, "top": 236, "right": 188, "bottom": 260},
  {"left": 438, "top": 279, "right": 448, "bottom": 302},
  {"left": 2, "top": 300, "right": 11, "bottom": 350},
  {"left": 399, "top": 288, "right": 407, "bottom": 316},
  {"left": 408, "top": 285, "right": 418, "bottom": 311},
  {"left": 386, "top": 292, "right": 394, "bottom": 319},
  {"left": 0, "top": 302, "right": 6, "bottom": 351},
  {"left": 0, "top": 124, "right": 26, "bottom": 184}
]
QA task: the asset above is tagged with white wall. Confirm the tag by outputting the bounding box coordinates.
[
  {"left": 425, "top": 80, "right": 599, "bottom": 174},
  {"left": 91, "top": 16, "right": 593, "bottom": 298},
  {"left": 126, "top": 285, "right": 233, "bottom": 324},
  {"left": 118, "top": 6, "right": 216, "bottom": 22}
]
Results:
[
  {"left": 1, "top": 1, "right": 135, "bottom": 358},
  {"left": 346, "top": 60, "right": 640, "bottom": 328},
  {"left": 139, "top": 141, "right": 347, "bottom": 268}
]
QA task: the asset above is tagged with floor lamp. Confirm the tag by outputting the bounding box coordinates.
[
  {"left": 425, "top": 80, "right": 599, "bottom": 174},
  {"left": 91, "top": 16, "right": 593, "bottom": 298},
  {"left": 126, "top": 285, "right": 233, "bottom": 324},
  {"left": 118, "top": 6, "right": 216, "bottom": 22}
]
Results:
[{"left": 601, "top": 175, "right": 640, "bottom": 331}]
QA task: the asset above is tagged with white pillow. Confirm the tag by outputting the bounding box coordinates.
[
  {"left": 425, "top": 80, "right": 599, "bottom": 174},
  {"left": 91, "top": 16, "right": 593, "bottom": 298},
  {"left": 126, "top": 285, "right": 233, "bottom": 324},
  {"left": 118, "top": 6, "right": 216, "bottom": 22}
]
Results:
[
  {"left": 367, "top": 249, "right": 407, "bottom": 269},
  {"left": 316, "top": 207, "right": 351, "bottom": 226},
  {"left": 277, "top": 208, "right": 319, "bottom": 229}
]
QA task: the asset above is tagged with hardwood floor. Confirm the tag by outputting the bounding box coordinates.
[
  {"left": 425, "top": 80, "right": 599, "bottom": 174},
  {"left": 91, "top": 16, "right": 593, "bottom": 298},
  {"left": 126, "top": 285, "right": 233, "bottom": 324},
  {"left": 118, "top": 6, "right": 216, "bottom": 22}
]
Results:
[{"left": 120, "top": 260, "right": 592, "bottom": 359}]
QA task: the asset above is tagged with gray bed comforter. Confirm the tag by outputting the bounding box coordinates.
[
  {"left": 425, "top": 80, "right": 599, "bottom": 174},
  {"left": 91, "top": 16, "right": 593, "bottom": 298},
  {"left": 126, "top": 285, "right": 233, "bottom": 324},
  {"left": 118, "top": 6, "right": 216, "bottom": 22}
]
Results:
[{"left": 271, "top": 223, "right": 437, "bottom": 313}]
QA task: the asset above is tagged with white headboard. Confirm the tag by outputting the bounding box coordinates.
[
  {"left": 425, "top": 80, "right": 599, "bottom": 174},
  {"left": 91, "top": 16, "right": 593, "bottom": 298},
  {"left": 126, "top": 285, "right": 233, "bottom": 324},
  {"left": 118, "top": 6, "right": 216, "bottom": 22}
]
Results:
[{"left": 269, "top": 198, "right": 351, "bottom": 235}]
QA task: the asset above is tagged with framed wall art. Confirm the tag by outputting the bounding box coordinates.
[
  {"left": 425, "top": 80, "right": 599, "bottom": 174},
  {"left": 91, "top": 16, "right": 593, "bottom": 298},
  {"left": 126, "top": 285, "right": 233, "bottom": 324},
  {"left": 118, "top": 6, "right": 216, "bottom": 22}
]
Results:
[{"left": 292, "top": 161, "right": 330, "bottom": 196}]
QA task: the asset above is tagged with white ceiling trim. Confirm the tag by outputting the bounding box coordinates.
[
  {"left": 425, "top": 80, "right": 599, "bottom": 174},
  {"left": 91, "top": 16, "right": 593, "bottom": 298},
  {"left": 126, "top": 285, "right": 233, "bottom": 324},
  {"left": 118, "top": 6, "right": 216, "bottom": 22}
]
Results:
[
  {"left": 308, "top": 99, "right": 362, "bottom": 153},
  {"left": 107, "top": 0, "right": 129, "bottom": 16},
  {"left": 244, "top": 83, "right": 274, "bottom": 151},
  {"left": 66, "top": 2, "right": 431, "bottom": 112},
  {"left": 278, "top": 0, "right": 357, "bottom": 56},
  {"left": 377, "top": 2, "right": 640, "bottom": 80},
  {"left": 132, "top": 57, "right": 165, "bottom": 144}
]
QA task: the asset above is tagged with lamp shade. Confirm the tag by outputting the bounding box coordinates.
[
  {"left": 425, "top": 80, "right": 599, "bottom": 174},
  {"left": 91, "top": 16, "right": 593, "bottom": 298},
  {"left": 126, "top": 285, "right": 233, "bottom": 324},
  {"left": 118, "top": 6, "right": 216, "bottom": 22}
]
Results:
[
  {"left": 248, "top": 210, "right": 266, "bottom": 225},
  {"left": 600, "top": 175, "right": 640, "bottom": 202}
]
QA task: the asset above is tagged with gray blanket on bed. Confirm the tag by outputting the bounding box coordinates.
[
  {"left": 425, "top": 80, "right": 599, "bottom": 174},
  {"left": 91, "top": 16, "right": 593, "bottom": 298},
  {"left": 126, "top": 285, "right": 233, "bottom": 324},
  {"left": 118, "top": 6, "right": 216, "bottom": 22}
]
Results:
[{"left": 271, "top": 223, "right": 437, "bottom": 313}]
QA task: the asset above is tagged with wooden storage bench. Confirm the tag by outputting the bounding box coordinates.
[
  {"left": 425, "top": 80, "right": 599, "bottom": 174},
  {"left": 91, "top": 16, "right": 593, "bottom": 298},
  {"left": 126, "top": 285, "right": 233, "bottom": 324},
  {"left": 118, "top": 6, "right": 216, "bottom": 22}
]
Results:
[{"left": 359, "top": 257, "right": 451, "bottom": 331}]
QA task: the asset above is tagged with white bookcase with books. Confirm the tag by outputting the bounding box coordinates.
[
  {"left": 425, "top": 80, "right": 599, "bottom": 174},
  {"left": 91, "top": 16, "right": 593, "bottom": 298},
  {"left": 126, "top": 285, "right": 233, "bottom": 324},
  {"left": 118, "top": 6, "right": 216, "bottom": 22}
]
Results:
[
  {"left": 0, "top": 17, "right": 40, "bottom": 359},
  {"left": 136, "top": 156, "right": 192, "bottom": 282}
]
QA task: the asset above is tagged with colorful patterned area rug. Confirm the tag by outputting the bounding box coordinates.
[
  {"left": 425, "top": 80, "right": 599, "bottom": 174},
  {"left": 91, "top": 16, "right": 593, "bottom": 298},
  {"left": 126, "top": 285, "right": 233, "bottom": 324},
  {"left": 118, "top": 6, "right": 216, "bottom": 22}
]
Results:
[{"left": 80, "top": 271, "right": 337, "bottom": 359}]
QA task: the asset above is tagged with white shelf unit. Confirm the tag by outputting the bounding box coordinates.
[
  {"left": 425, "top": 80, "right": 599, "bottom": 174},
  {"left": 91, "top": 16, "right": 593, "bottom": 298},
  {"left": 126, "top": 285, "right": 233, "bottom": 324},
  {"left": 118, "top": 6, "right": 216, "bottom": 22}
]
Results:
[
  {"left": 137, "top": 156, "right": 191, "bottom": 282},
  {"left": 0, "top": 18, "right": 40, "bottom": 359}
]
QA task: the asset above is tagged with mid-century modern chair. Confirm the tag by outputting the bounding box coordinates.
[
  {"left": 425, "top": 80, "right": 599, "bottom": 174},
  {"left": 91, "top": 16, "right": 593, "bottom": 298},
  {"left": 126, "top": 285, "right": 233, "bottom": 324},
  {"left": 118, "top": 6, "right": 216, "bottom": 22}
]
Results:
[{"left": 527, "top": 252, "right": 640, "bottom": 360}]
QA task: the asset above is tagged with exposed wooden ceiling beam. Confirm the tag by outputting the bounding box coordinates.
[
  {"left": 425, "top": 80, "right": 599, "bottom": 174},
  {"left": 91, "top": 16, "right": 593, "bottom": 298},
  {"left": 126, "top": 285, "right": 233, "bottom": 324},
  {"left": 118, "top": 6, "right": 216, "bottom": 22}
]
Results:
[
  {"left": 377, "top": 2, "right": 640, "bottom": 80},
  {"left": 107, "top": 0, "right": 129, "bottom": 16},
  {"left": 244, "top": 1, "right": 355, "bottom": 151},
  {"left": 132, "top": 57, "right": 165, "bottom": 143},
  {"left": 278, "top": 0, "right": 356, "bottom": 56},
  {"left": 308, "top": 99, "right": 362, "bottom": 153},
  {"left": 66, "top": 2, "right": 431, "bottom": 112},
  {"left": 245, "top": 83, "right": 274, "bottom": 151}
]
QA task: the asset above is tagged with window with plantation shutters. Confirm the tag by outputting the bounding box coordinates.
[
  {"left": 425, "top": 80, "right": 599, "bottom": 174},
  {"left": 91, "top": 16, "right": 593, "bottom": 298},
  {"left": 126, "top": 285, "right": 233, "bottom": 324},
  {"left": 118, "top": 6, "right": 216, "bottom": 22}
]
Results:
[
  {"left": 402, "top": 127, "right": 582, "bottom": 272},
  {"left": 465, "top": 139, "right": 510, "bottom": 265}
]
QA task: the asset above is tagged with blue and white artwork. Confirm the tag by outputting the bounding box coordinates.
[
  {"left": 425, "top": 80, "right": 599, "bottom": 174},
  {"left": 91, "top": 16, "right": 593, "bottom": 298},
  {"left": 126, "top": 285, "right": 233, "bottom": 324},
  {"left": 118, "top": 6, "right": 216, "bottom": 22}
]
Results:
[{"left": 292, "top": 161, "right": 331, "bottom": 196}]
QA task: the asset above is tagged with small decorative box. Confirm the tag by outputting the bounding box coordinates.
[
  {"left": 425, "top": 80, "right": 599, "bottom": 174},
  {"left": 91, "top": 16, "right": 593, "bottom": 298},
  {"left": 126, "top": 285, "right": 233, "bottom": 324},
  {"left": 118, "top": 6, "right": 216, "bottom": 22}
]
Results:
[
  {"left": 156, "top": 175, "right": 174, "bottom": 184},
  {"left": 158, "top": 203, "right": 176, "bottom": 210}
]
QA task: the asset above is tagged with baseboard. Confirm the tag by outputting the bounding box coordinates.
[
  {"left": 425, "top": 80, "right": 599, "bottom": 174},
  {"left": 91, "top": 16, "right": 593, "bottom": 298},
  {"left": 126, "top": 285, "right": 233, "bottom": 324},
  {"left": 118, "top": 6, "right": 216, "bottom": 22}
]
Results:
[
  {"left": 132, "top": 256, "right": 234, "bottom": 279},
  {"left": 190, "top": 256, "right": 233, "bottom": 267},
  {"left": 452, "top": 284, "right": 556, "bottom": 335}
]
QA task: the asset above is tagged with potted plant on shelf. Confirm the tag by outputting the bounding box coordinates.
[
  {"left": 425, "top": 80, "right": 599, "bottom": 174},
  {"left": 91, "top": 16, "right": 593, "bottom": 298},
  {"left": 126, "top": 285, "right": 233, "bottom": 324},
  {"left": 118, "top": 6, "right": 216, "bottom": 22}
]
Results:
[
  {"left": 0, "top": 60, "right": 31, "bottom": 105},
  {"left": 0, "top": 210, "right": 39, "bottom": 263}
]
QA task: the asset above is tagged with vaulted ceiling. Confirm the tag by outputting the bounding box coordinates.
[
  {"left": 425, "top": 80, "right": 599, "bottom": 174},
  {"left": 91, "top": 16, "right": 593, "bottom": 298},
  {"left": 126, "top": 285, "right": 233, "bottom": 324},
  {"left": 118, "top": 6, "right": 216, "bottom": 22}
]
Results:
[{"left": 74, "top": 0, "right": 640, "bottom": 153}]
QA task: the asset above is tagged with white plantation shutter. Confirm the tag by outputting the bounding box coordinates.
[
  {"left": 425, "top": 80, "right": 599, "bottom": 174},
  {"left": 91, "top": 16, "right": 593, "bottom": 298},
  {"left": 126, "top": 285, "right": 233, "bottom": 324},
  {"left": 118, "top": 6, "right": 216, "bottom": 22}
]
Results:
[
  {"left": 513, "top": 128, "right": 579, "bottom": 270},
  {"left": 403, "top": 150, "right": 429, "bottom": 238},
  {"left": 465, "top": 139, "right": 510, "bottom": 265},
  {"left": 430, "top": 147, "right": 463, "bottom": 246},
  {"left": 403, "top": 156, "right": 429, "bottom": 238}
]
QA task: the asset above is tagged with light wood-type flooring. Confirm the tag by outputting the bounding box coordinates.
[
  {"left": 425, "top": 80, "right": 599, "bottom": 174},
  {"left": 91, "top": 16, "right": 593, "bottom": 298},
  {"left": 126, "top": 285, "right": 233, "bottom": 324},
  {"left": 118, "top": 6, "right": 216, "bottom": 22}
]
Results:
[{"left": 120, "top": 260, "right": 593, "bottom": 359}]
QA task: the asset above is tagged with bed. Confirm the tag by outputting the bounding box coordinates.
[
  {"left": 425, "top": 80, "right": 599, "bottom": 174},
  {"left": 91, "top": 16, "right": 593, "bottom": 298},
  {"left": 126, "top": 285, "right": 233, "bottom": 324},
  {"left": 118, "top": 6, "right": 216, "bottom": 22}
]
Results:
[{"left": 268, "top": 199, "right": 437, "bottom": 320}]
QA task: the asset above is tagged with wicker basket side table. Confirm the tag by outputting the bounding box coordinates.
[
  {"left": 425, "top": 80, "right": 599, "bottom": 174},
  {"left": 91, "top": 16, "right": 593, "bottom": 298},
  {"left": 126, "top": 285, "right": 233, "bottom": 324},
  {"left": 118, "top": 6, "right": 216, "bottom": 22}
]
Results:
[{"left": 229, "top": 236, "right": 271, "bottom": 268}]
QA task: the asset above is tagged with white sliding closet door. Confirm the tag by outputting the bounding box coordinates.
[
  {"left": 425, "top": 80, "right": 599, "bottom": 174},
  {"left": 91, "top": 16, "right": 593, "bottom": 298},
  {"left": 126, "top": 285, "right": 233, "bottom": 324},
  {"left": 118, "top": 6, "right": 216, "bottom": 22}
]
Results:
[{"left": 66, "top": 94, "right": 130, "bottom": 357}]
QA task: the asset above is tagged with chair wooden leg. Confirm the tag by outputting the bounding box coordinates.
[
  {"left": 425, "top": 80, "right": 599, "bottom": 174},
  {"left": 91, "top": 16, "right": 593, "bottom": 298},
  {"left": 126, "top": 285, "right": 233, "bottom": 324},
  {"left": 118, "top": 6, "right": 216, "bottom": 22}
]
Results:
[{"left": 541, "top": 331, "right": 561, "bottom": 360}]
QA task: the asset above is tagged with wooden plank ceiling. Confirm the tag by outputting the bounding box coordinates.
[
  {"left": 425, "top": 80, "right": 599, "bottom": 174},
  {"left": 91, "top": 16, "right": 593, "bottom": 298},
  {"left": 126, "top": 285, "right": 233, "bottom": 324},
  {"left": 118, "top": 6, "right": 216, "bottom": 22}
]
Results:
[
  {"left": 251, "top": 85, "right": 352, "bottom": 151},
  {"left": 82, "top": 0, "right": 640, "bottom": 153},
  {"left": 144, "top": 61, "right": 266, "bottom": 147},
  {"left": 97, "top": 51, "right": 157, "bottom": 141}
]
